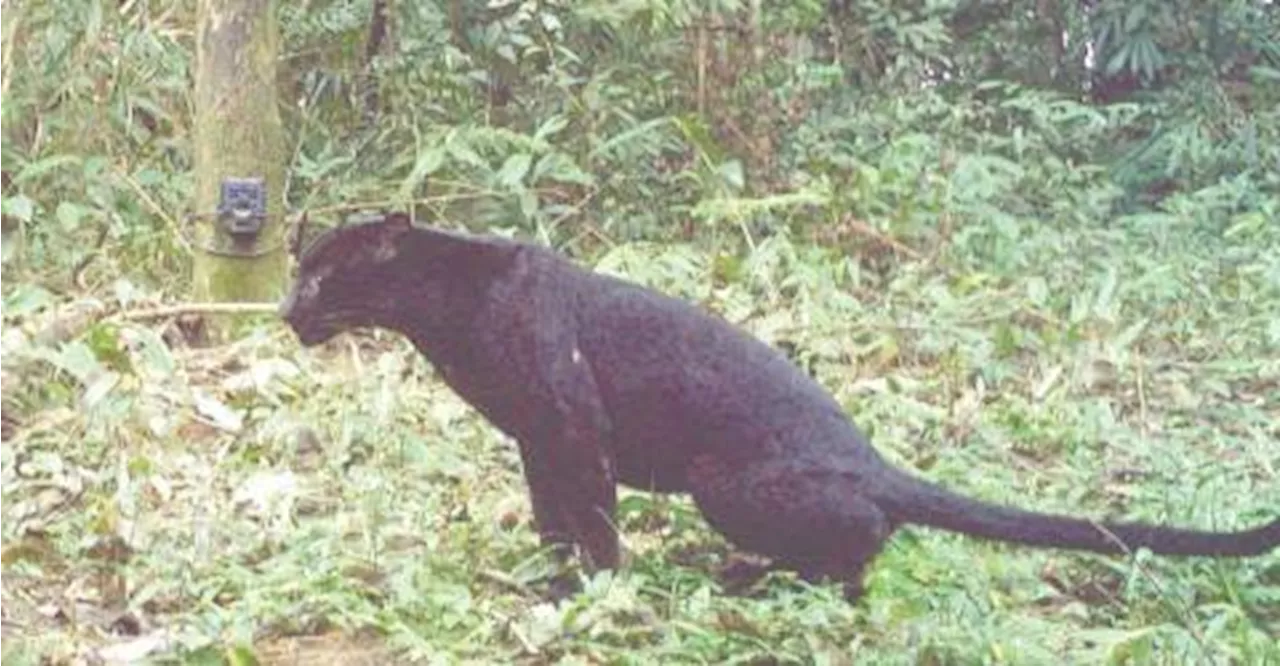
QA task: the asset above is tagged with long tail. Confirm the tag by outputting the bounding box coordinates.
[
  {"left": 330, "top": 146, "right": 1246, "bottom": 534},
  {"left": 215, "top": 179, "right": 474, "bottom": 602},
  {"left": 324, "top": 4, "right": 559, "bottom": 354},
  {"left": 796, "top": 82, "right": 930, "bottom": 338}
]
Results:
[{"left": 870, "top": 469, "right": 1279, "bottom": 557}]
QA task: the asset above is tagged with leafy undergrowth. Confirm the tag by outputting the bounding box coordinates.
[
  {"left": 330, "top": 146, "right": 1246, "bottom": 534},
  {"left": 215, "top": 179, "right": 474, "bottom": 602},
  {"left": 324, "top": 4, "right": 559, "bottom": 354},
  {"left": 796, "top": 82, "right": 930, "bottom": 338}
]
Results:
[{"left": 3, "top": 225, "right": 1278, "bottom": 665}]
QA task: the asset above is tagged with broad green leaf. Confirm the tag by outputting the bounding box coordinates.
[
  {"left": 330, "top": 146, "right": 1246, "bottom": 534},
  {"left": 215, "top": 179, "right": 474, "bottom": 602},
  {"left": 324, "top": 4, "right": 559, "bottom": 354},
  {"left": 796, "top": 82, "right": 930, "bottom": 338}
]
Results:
[
  {"left": 717, "top": 160, "right": 745, "bottom": 191},
  {"left": 496, "top": 153, "right": 533, "bottom": 187},
  {"left": 445, "top": 139, "right": 486, "bottom": 169},
  {"left": 1, "top": 194, "right": 36, "bottom": 222},
  {"left": 534, "top": 115, "right": 569, "bottom": 141},
  {"left": 519, "top": 190, "right": 539, "bottom": 220},
  {"left": 3, "top": 283, "right": 55, "bottom": 317},
  {"left": 15, "top": 155, "right": 80, "bottom": 183},
  {"left": 82, "top": 370, "right": 119, "bottom": 409},
  {"left": 55, "top": 201, "right": 92, "bottom": 231},
  {"left": 1025, "top": 276, "right": 1048, "bottom": 307},
  {"left": 127, "top": 326, "right": 176, "bottom": 378},
  {"left": 533, "top": 153, "right": 593, "bottom": 185},
  {"left": 1250, "top": 66, "right": 1280, "bottom": 82},
  {"left": 42, "top": 341, "right": 104, "bottom": 384}
]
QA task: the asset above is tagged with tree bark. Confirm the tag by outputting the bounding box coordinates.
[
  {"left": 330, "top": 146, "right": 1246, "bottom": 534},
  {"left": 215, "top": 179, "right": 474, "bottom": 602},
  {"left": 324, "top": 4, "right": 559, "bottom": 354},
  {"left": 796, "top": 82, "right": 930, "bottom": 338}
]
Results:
[{"left": 191, "top": 0, "right": 287, "bottom": 316}]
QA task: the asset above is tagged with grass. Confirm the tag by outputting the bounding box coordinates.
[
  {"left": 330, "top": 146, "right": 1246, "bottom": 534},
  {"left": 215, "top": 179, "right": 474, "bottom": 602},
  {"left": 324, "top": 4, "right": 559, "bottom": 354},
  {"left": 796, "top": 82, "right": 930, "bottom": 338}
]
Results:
[{"left": 2, "top": 219, "right": 1278, "bottom": 665}]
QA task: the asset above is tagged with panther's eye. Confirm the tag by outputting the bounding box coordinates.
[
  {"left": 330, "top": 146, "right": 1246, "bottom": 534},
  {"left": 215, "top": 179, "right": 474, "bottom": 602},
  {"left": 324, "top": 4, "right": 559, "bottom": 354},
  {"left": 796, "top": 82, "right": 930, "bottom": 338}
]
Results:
[
  {"left": 302, "top": 274, "right": 320, "bottom": 300},
  {"left": 299, "top": 266, "right": 330, "bottom": 303}
]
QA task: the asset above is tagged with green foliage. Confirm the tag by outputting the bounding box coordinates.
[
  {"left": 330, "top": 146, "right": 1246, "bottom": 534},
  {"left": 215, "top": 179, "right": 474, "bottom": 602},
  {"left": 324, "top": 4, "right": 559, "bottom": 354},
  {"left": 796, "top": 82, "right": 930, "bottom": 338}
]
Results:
[{"left": 3, "top": 0, "right": 1279, "bottom": 663}]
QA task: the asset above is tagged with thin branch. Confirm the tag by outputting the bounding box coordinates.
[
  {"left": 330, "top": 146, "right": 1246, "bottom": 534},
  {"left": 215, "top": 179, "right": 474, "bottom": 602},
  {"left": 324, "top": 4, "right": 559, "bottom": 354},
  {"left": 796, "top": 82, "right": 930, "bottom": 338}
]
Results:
[
  {"left": 840, "top": 214, "right": 923, "bottom": 260},
  {"left": 109, "top": 302, "right": 278, "bottom": 323}
]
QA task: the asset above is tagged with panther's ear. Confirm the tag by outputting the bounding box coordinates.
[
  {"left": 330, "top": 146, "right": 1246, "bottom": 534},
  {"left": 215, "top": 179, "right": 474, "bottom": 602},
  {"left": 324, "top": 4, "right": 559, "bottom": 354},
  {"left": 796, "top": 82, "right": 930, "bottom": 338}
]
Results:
[
  {"left": 368, "top": 211, "right": 415, "bottom": 262},
  {"left": 381, "top": 211, "right": 413, "bottom": 230}
]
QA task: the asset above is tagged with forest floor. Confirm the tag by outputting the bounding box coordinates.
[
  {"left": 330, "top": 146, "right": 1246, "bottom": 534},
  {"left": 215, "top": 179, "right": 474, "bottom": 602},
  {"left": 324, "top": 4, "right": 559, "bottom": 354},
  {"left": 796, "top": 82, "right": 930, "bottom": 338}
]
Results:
[{"left": 3, "top": 232, "right": 1278, "bottom": 665}]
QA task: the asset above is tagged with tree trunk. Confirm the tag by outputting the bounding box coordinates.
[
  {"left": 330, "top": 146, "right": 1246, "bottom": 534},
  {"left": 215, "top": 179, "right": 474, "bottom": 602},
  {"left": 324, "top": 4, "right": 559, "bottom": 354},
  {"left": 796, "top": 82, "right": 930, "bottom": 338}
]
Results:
[{"left": 191, "top": 0, "right": 287, "bottom": 319}]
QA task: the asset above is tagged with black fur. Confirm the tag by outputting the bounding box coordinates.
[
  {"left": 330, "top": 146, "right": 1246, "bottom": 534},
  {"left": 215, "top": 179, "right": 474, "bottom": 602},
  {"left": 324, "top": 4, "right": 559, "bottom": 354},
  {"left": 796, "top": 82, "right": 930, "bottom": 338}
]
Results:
[{"left": 281, "top": 214, "right": 1279, "bottom": 599}]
